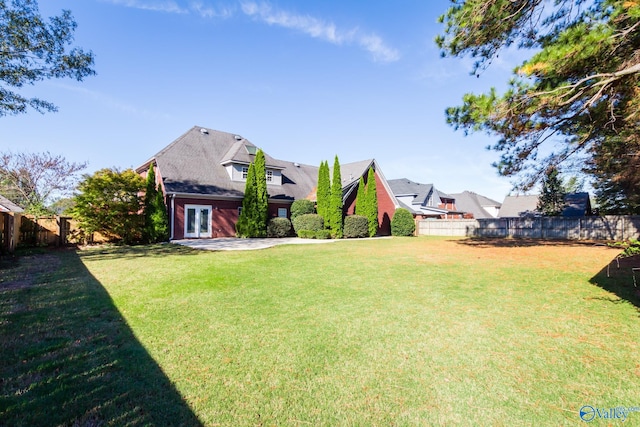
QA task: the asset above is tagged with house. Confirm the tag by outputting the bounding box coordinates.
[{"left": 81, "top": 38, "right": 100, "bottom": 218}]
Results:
[
  {"left": 498, "top": 193, "right": 592, "bottom": 217},
  {"left": 449, "top": 191, "right": 501, "bottom": 219},
  {"left": 1, "top": 194, "right": 24, "bottom": 253},
  {"left": 498, "top": 195, "right": 540, "bottom": 217},
  {"left": 563, "top": 192, "right": 592, "bottom": 217},
  {"left": 136, "top": 126, "right": 399, "bottom": 239},
  {"left": 387, "top": 178, "right": 465, "bottom": 219}
]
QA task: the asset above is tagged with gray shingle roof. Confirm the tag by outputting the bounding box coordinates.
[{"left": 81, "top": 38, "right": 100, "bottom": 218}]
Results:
[
  {"left": 449, "top": 191, "right": 501, "bottom": 219},
  {"left": 498, "top": 195, "right": 540, "bottom": 217},
  {"left": 0, "top": 194, "right": 24, "bottom": 213},
  {"left": 387, "top": 178, "right": 434, "bottom": 206},
  {"left": 143, "top": 126, "right": 318, "bottom": 201},
  {"left": 140, "top": 127, "right": 388, "bottom": 203}
]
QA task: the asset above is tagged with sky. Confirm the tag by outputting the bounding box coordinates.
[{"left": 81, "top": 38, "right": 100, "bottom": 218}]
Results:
[{"left": 0, "top": 0, "right": 528, "bottom": 203}]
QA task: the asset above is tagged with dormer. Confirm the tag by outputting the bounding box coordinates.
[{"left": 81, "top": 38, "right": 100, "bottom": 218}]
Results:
[{"left": 219, "top": 138, "right": 284, "bottom": 185}]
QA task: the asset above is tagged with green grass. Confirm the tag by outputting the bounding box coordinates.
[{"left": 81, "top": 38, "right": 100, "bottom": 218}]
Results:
[{"left": 2, "top": 237, "right": 640, "bottom": 426}]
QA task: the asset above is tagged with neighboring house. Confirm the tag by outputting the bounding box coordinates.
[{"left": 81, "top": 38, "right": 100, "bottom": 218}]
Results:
[
  {"left": 1, "top": 194, "right": 24, "bottom": 253},
  {"left": 498, "top": 193, "right": 592, "bottom": 217},
  {"left": 498, "top": 195, "right": 540, "bottom": 218},
  {"left": 563, "top": 192, "right": 592, "bottom": 217},
  {"left": 137, "top": 126, "right": 399, "bottom": 239},
  {"left": 449, "top": 191, "right": 502, "bottom": 219},
  {"left": 387, "top": 178, "right": 465, "bottom": 219}
]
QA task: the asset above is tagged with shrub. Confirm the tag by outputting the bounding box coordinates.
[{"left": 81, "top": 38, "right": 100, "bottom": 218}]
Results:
[
  {"left": 291, "top": 199, "right": 315, "bottom": 222},
  {"left": 315, "top": 230, "right": 332, "bottom": 239},
  {"left": 391, "top": 208, "right": 415, "bottom": 236},
  {"left": 292, "top": 213, "right": 324, "bottom": 234},
  {"left": 344, "top": 215, "right": 369, "bottom": 238},
  {"left": 267, "top": 217, "right": 292, "bottom": 238},
  {"left": 297, "top": 230, "right": 316, "bottom": 239}
]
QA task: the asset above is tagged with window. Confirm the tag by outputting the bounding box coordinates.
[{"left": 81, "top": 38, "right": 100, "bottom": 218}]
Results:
[
  {"left": 242, "top": 167, "right": 248, "bottom": 179},
  {"left": 266, "top": 170, "right": 273, "bottom": 182},
  {"left": 277, "top": 208, "right": 287, "bottom": 218}
]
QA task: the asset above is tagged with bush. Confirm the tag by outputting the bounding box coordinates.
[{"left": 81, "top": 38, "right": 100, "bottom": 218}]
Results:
[
  {"left": 267, "top": 217, "right": 292, "bottom": 238},
  {"left": 315, "top": 230, "right": 332, "bottom": 239},
  {"left": 292, "top": 213, "right": 324, "bottom": 234},
  {"left": 343, "top": 215, "right": 369, "bottom": 238},
  {"left": 297, "top": 230, "right": 316, "bottom": 239},
  {"left": 290, "top": 199, "right": 315, "bottom": 222},
  {"left": 391, "top": 208, "right": 415, "bottom": 236},
  {"left": 297, "top": 229, "right": 332, "bottom": 239}
]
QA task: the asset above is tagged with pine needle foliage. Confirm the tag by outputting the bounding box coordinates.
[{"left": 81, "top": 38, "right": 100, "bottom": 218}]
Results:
[{"left": 329, "top": 156, "right": 343, "bottom": 238}]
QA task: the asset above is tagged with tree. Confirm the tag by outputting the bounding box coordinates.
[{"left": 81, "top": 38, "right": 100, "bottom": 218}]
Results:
[
  {"left": 290, "top": 199, "right": 315, "bottom": 222},
  {"left": 355, "top": 175, "right": 366, "bottom": 216},
  {"left": 316, "top": 160, "right": 331, "bottom": 224},
  {"left": 329, "top": 155, "right": 343, "bottom": 238},
  {"left": 236, "top": 150, "right": 269, "bottom": 238},
  {"left": 537, "top": 167, "right": 566, "bottom": 216},
  {"left": 71, "top": 168, "right": 145, "bottom": 244},
  {"left": 588, "top": 136, "right": 640, "bottom": 214},
  {"left": 143, "top": 163, "right": 168, "bottom": 243},
  {"left": 236, "top": 162, "right": 257, "bottom": 238},
  {"left": 0, "top": 150, "right": 86, "bottom": 214},
  {"left": 0, "top": 0, "right": 95, "bottom": 116},
  {"left": 254, "top": 149, "right": 268, "bottom": 238},
  {"left": 437, "top": 1, "right": 640, "bottom": 191},
  {"left": 365, "top": 167, "right": 378, "bottom": 237}
]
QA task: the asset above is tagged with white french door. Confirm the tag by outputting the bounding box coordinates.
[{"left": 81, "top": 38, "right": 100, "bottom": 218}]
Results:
[{"left": 184, "top": 205, "right": 212, "bottom": 238}]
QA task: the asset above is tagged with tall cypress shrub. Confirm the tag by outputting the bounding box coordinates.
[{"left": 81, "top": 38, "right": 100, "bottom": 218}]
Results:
[
  {"left": 329, "top": 155, "right": 343, "bottom": 238},
  {"left": 151, "top": 183, "right": 169, "bottom": 241},
  {"left": 254, "top": 149, "right": 268, "bottom": 237},
  {"left": 355, "top": 176, "right": 366, "bottom": 216},
  {"left": 236, "top": 162, "right": 258, "bottom": 237},
  {"left": 316, "top": 160, "right": 330, "bottom": 225},
  {"left": 143, "top": 163, "right": 157, "bottom": 242},
  {"left": 365, "top": 167, "right": 378, "bottom": 237}
]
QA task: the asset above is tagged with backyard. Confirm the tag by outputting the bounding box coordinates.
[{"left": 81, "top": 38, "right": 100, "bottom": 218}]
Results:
[{"left": 1, "top": 237, "right": 639, "bottom": 426}]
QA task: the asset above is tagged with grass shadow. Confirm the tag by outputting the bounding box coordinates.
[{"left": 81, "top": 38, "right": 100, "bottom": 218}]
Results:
[
  {"left": 76, "top": 242, "right": 202, "bottom": 262},
  {"left": 589, "top": 253, "right": 640, "bottom": 311},
  {"left": 0, "top": 248, "right": 203, "bottom": 426},
  {"left": 453, "top": 237, "right": 605, "bottom": 249}
]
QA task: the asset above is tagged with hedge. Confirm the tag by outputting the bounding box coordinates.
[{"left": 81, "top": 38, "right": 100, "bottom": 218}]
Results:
[
  {"left": 267, "top": 217, "right": 292, "bottom": 238},
  {"left": 292, "top": 213, "right": 324, "bottom": 234},
  {"left": 391, "top": 208, "right": 415, "bottom": 236},
  {"left": 344, "top": 215, "right": 369, "bottom": 238}
]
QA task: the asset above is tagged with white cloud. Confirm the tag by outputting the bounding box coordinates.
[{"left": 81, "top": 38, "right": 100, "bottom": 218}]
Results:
[
  {"left": 190, "top": 1, "right": 234, "bottom": 19},
  {"left": 103, "top": 0, "right": 189, "bottom": 14},
  {"left": 240, "top": 1, "right": 400, "bottom": 63}
]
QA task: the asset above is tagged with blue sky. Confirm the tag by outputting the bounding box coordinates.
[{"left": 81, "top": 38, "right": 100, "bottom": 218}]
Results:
[{"left": 0, "top": 0, "right": 525, "bottom": 202}]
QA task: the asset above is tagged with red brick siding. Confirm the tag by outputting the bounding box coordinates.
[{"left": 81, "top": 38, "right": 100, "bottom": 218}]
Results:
[
  {"left": 343, "top": 170, "right": 395, "bottom": 236},
  {"left": 171, "top": 197, "right": 292, "bottom": 239}
]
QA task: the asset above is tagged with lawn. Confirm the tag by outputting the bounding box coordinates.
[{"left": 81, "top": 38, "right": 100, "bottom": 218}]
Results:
[{"left": 2, "top": 237, "right": 639, "bottom": 426}]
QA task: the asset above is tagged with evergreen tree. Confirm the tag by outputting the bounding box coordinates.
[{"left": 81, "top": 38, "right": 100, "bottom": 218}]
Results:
[
  {"left": 143, "top": 163, "right": 157, "bottom": 242},
  {"left": 316, "top": 160, "right": 331, "bottom": 225},
  {"left": 537, "top": 167, "right": 566, "bottom": 216},
  {"left": 236, "top": 162, "right": 258, "bottom": 237},
  {"left": 329, "top": 155, "right": 343, "bottom": 238},
  {"left": 151, "top": 183, "right": 169, "bottom": 241},
  {"left": 437, "top": 0, "right": 640, "bottom": 192},
  {"left": 365, "top": 167, "right": 378, "bottom": 237},
  {"left": 355, "top": 176, "right": 366, "bottom": 216},
  {"left": 254, "top": 149, "right": 268, "bottom": 237}
]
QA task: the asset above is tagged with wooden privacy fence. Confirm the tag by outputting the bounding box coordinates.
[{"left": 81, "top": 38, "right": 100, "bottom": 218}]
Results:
[
  {"left": 418, "top": 216, "right": 640, "bottom": 241},
  {"left": 17, "top": 215, "right": 109, "bottom": 247}
]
